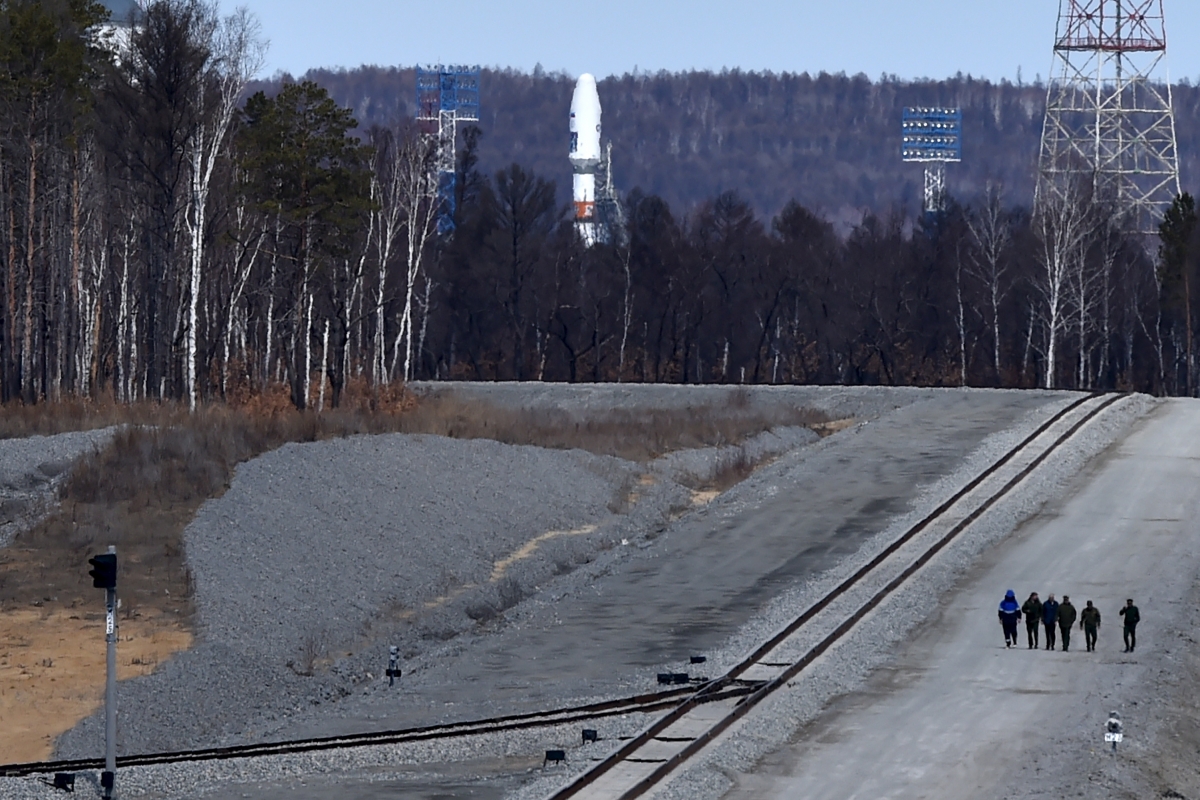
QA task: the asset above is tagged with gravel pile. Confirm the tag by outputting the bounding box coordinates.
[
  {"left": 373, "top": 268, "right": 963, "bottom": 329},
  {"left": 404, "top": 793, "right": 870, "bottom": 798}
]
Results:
[
  {"left": 56, "top": 433, "right": 689, "bottom": 757},
  {"left": 0, "top": 428, "right": 115, "bottom": 548}
]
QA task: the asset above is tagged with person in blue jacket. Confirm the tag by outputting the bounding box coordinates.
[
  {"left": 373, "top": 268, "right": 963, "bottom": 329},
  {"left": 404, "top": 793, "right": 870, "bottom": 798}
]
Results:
[{"left": 998, "top": 589, "right": 1022, "bottom": 648}]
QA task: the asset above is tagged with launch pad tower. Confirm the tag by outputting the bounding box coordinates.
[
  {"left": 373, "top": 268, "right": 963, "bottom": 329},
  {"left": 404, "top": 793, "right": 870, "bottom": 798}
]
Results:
[
  {"left": 902, "top": 107, "right": 962, "bottom": 216},
  {"left": 417, "top": 65, "right": 480, "bottom": 235},
  {"left": 1035, "top": 1, "right": 1180, "bottom": 234}
]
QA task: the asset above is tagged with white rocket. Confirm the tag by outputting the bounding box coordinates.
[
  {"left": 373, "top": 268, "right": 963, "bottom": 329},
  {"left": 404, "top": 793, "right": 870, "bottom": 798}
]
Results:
[{"left": 570, "top": 74, "right": 602, "bottom": 246}]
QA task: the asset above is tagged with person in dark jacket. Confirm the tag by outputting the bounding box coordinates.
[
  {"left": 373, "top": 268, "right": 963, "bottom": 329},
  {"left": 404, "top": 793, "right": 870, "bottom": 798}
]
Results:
[
  {"left": 1058, "top": 595, "right": 1077, "bottom": 651},
  {"left": 1119, "top": 598, "right": 1140, "bottom": 652},
  {"left": 998, "top": 589, "right": 1022, "bottom": 648},
  {"left": 1021, "top": 592, "right": 1043, "bottom": 649},
  {"left": 1080, "top": 600, "right": 1101, "bottom": 651},
  {"left": 1042, "top": 594, "right": 1060, "bottom": 650}
]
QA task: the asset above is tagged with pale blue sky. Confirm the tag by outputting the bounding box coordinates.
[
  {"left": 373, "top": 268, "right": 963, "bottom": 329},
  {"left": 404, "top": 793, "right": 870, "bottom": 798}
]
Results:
[{"left": 218, "top": 1, "right": 1200, "bottom": 84}]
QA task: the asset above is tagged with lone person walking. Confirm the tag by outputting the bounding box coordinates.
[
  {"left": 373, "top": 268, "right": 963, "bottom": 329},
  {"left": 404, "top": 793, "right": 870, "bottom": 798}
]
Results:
[
  {"left": 1022, "top": 592, "right": 1043, "bottom": 649},
  {"left": 998, "top": 589, "right": 1022, "bottom": 648},
  {"left": 1081, "top": 600, "right": 1101, "bottom": 652},
  {"left": 1119, "top": 598, "right": 1140, "bottom": 652},
  {"left": 1058, "top": 595, "right": 1077, "bottom": 652},
  {"left": 1042, "top": 593, "right": 1060, "bottom": 650}
]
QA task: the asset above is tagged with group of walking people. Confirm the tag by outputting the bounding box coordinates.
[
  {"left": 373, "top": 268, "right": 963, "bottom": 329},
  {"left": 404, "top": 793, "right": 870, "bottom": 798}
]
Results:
[{"left": 998, "top": 590, "right": 1140, "bottom": 653}]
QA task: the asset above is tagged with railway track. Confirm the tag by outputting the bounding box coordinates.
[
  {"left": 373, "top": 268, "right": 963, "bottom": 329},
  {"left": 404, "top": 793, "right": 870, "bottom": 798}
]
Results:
[
  {"left": 2, "top": 393, "right": 1120, "bottom": 793},
  {"left": 0, "top": 683, "right": 765, "bottom": 778},
  {"left": 544, "top": 392, "right": 1122, "bottom": 800}
]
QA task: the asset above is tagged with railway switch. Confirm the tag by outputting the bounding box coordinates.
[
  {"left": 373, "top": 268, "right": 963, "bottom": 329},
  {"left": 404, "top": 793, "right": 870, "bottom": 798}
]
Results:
[{"left": 582, "top": 729, "right": 599, "bottom": 743}]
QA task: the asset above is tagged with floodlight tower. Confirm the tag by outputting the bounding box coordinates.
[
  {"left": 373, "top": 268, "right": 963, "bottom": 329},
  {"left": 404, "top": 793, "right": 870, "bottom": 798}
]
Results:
[
  {"left": 1035, "top": 1, "right": 1180, "bottom": 234},
  {"left": 902, "top": 107, "right": 962, "bottom": 216},
  {"left": 416, "top": 65, "right": 480, "bottom": 236}
]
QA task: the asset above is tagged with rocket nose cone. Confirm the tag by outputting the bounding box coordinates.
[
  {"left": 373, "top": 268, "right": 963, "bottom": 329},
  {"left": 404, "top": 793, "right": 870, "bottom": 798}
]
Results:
[{"left": 571, "top": 73, "right": 602, "bottom": 121}]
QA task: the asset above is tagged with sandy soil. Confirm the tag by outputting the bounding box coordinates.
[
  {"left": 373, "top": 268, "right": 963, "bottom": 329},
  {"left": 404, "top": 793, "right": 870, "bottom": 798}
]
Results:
[{"left": 0, "top": 607, "right": 191, "bottom": 763}]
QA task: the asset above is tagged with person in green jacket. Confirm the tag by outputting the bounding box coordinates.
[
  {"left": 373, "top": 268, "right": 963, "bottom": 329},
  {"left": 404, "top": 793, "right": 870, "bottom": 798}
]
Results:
[
  {"left": 1021, "top": 592, "right": 1043, "bottom": 649},
  {"left": 1119, "top": 598, "right": 1141, "bottom": 652},
  {"left": 1058, "top": 596, "right": 1077, "bottom": 651},
  {"left": 1080, "top": 600, "right": 1101, "bottom": 651}
]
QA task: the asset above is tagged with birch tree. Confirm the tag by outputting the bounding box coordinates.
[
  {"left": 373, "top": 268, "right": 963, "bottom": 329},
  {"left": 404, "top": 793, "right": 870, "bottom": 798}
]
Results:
[
  {"left": 378, "top": 128, "right": 437, "bottom": 383},
  {"left": 1033, "top": 184, "right": 1093, "bottom": 389},
  {"left": 965, "top": 185, "right": 1012, "bottom": 382},
  {"left": 368, "top": 125, "right": 434, "bottom": 384},
  {"left": 183, "top": 5, "right": 265, "bottom": 409}
]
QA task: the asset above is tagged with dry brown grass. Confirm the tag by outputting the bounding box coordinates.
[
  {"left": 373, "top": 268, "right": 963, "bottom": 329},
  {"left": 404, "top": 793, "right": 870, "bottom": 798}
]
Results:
[
  {"left": 0, "top": 395, "right": 162, "bottom": 440},
  {"left": 394, "top": 390, "right": 831, "bottom": 462}
]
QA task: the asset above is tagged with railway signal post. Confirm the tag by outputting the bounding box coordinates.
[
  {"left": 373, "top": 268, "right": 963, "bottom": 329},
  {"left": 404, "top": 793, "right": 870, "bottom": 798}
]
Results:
[
  {"left": 387, "top": 646, "right": 401, "bottom": 686},
  {"left": 88, "top": 547, "right": 118, "bottom": 798}
]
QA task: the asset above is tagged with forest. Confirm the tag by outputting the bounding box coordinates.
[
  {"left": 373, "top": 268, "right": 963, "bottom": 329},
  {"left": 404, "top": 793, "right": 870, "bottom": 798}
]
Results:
[
  {"left": 4, "top": 0, "right": 1200, "bottom": 411},
  {"left": 296, "top": 64, "right": 1200, "bottom": 229}
]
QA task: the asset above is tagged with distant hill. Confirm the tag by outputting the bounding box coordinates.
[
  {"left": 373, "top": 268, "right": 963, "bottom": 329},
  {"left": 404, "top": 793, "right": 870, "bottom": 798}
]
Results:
[{"left": 262, "top": 67, "right": 1200, "bottom": 227}]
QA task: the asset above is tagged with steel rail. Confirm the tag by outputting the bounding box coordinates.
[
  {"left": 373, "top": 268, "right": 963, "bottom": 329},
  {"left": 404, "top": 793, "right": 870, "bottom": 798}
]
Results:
[
  {"left": 1, "top": 684, "right": 758, "bottom": 778},
  {"left": 547, "top": 392, "right": 1119, "bottom": 800}
]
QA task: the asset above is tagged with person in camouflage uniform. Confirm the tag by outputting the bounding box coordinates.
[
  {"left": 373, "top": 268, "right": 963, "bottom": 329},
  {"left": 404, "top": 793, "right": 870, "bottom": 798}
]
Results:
[
  {"left": 1021, "top": 592, "right": 1043, "bottom": 649},
  {"left": 1080, "top": 600, "right": 1101, "bottom": 651},
  {"left": 1058, "top": 595, "right": 1077, "bottom": 652}
]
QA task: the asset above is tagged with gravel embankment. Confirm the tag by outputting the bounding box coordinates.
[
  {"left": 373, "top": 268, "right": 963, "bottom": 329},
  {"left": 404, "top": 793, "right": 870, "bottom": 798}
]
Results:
[
  {"left": 0, "top": 428, "right": 115, "bottom": 548},
  {"left": 56, "top": 433, "right": 687, "bottom": 757}
]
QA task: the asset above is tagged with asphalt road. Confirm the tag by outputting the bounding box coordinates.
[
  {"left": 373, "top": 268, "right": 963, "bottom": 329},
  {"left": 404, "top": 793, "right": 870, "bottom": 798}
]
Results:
[
  {"left": 283, "top": 390, "right": 1059, "bottom": 739},
  {"left": 726, "top": 399, "right": 1200, "bottom": 800}
]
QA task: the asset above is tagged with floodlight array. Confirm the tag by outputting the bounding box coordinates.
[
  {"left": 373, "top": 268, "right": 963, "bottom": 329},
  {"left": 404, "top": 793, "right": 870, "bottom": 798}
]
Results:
[{"left": 901, "top": 107, "right": 962, "bottom": 163}]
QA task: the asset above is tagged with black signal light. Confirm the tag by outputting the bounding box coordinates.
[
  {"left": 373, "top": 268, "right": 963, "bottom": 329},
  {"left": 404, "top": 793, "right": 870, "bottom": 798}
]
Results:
[{"left": 88, "top": 553, "right": 117, "bottom": 590}]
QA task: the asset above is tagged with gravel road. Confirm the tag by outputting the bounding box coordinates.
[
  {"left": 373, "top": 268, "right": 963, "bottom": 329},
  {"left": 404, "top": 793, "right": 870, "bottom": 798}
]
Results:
[{"left": 621, "top": 395, "right": 1199, "bottom": 800}]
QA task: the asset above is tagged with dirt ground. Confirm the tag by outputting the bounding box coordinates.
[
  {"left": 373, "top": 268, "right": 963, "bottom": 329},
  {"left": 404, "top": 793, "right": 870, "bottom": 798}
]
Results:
[{"left": 0, "top": 607, "right": 191, "bottom": 763}]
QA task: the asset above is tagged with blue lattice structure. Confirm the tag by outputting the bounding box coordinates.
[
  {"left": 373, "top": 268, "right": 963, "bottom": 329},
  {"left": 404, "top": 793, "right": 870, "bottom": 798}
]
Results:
[
  {"left": 417, "top": 66, "right": 480, "bottom": 235},
  {"left": 902, "top": 107, "right": 962, "bottom": 215}
]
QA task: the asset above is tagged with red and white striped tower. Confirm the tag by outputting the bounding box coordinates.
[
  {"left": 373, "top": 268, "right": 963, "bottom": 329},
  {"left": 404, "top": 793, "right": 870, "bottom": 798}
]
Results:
[{"left": 1036, "top": 0, "right": 1181, "bottom": 233}]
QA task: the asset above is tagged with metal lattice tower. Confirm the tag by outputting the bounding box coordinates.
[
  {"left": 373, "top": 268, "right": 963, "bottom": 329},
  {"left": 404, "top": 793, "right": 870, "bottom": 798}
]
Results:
[
  {"left": 416, "top": 65, "right": 480, "bottom": 235},
  {"left": 902, "top": 108, "right": 962, "bottom": 216},
  {"left": 1035, "top": 1, "right": 1180, "bottom": 234},
  {"left": 594, "top": 143, "right": 625, "bottom": 247}
]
